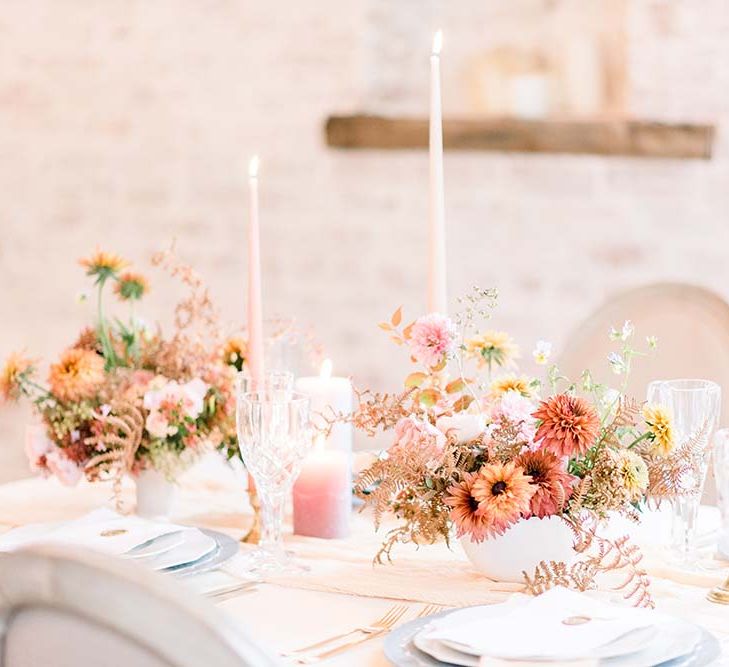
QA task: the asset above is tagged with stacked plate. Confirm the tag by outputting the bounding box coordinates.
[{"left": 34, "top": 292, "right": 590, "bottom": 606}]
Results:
[
  {"left": 384, "top": 589, "right": 720, "bottom": 667},
  {"left": 123, "top": 527, "right": 239, "bottom": 576},
  {"left": 0, "top": 509, "right": 239, "bottom": 577}
]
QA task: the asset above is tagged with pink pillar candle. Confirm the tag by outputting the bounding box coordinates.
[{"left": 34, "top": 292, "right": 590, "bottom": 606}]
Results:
[{"left": 293, "top": 449, "right": 351, "bottom": 539}]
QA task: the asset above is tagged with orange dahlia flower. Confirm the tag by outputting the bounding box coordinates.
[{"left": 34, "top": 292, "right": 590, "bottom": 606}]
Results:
[
  {"left": 533, "top": 394, "right": 600, "bottom": 457},
  {"left": 515, "top": 449, "right": 575, "bottom": 518},
  {"left": 48, "top": 349, "right": 105, "bottom": 402}
]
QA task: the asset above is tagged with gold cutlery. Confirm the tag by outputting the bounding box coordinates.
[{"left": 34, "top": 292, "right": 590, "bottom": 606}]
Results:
[
  {"left": 283, "top": 604, "right": 408, "bottom": 658},
  {"left": 204, "top": 581, "right": 258, "bottom": 601},
  {"left": 707, "top": 574, "right": 729, "bottom": 605},
  {"left": 290, "top": 603, "right": 442, "bottom": 663}
]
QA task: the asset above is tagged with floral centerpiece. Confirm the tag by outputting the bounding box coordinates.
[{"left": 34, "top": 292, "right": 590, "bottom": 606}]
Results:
[
  {"left": 342, "top": 289, "right": 702, "bottom": 607},
  {"left": 0, "top": 247, "right": 244, "bottom": 504}
]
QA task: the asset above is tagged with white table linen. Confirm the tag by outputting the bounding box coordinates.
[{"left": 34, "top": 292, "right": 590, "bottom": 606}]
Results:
[{"left": 0, "top": 456, "right": 726, "bottom": 666}]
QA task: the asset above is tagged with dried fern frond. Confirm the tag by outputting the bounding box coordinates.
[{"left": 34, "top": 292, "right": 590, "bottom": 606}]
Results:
[
  {"left": 527, "top": 517, "right": 654, "bottom": 608},
  {"left": 84, "top": 400, "right": 144, "bottom": 511},
  {"left": 600, "top": 397, "right": 641, "bottom": 448},
  {"left": 323, "top": 387, "right": 417, "bottom": 438},
  {"left": 643, "top": 419, "right": 710, "bottom": 503},
  {"left": 523, "top": 559, "right": 598, "bottom": 595}
]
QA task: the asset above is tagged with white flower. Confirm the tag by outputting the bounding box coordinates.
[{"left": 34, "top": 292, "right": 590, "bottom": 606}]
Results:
[
  {"left": 436, "top": 413, "right": 486, "bottom": 443},
  {"left": 609, "top": 320, "right": 634, "bottom": 342},
  {"left": 607, "top": 352, "right": 627, "bottom": 375},
  {"left": 45, "top": 450, "right": 82, "bottom": 486},
  {"left": 24, "top": 425, "right": 53, "bottom": 475},
  {"left": 182, "top": 378, "right": 208, "bottom": 419},
  {"left": 646, "top": 335, "right": 658, "bottom": 350},
  {"left": 146, "top": 410, "right": 176, "bottom": 439},
  {"left": 532, "top": 340, "right": 552, "bottom": 365}
]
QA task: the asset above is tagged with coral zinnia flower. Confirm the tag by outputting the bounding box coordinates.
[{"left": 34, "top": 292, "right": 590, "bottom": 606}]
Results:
[
  {"left": 48, "top": 349, "right": 105, "bottom": 402},
  {"left": 79, "top": 249, "right": 128, "bottom": 281},
  {"left": 515, "top": 450, "right": 574, "bottom": 518},
  {"left": 445, "top": 472, "right": 493, "bottom": 543},
  {"left": 643, "top": 404, "right": 675, "bottom": 456},
  {"left": 0, "top": 352, "right": 35, "bottom": 402},
  {"left": 490, "top": 373, "right": 534, "bottom": 398},
  {"left": 471, "top": 462, "right": 535, "bottom": 537},
  {"left": 533, "top": 394, "right": 600, "bottom": 457},
  {"left": 615, "top": 449, "right": 649, "bottom": 499},
  {"left": 114, "top": 272, "right": 149, "bottom": 301},
  {"left": 465, "top": 331, "right": 519, "bottom": 369}
]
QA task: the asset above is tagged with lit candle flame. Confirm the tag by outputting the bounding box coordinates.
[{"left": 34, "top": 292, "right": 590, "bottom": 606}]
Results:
[
  {"left": 432, "top": 29, "right": 443, "bottom": 57},
  {"left": 249, "top": 155, "right": 259, "bottom": 179},
  {"left": 320, "top": 358, "right": 333, "bottom": 379}
]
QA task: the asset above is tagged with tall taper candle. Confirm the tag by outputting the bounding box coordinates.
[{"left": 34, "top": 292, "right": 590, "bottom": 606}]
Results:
[
  {"left": 428, "top": 29, "right": 447, "bottom": 314},
  {"left": 247, "top": 156, "right": 264, "bottom": 385}
]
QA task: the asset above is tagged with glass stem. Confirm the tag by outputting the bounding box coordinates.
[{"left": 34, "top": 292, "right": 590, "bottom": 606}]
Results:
[
  {"left": 259, "top": 489, "right": 286, "bottom": 556},
  {"left": 672, "top": 494, "right": 700, "bottom": 563}
]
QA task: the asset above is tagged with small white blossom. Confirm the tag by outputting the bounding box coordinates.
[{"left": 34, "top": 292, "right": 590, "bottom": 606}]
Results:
[
  {"left": 646, "top": 335, "right": 658, "bottom": 350},
  {"left": 621, "top": 320, "right": 635, "bottom": 340},
  {"left": 608, "top": 352, "right": 628, "bottom": 375},
  {"left": 532, "top": 340, "right": 552, "bottom": 365},
  {"left": 609, "top": 320, "right": 634, "bottom": 342}
]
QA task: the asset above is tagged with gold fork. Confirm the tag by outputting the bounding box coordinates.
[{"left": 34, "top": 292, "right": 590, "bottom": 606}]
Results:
[
  {"left": 293, "top": 603, "right": 443, "bottom": 664},
  {"left": 283, "top": 604, "right": 408, "bottom": 658}
]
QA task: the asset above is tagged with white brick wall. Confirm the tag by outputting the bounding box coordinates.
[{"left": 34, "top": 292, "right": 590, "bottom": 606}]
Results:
[{"left": 1, "top": 0, "right": 728, "bottom": 479}]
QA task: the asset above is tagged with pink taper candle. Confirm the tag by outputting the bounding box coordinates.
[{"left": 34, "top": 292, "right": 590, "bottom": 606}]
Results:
[
  {"left": 428, "top": 29, "right": 447, "bottom": 314},
  {"left": 247, "top": 156, "right": 264, "bottom": 385}
]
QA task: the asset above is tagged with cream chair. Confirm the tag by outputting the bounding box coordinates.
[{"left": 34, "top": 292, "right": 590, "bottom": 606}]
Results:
[
  {"left": 558, "top": 283, "right": 729, "bottom": 501},
  {"left": 0, "top": 545, "right": 281, "bottom": 667}
]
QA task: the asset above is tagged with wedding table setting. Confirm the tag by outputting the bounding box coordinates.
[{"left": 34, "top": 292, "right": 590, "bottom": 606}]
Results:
[{"left": 2, "top": 29, "right": 729, "bottom": 667}]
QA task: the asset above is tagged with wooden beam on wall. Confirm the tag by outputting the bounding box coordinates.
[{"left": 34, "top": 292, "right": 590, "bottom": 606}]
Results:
[{"left": 325, "top": 115, "right": 714, "bottom": 159}]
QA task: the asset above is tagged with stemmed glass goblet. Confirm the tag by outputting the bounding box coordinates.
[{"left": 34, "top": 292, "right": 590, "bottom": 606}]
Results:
[{"left": 236, "top": 389, "right": 312, "bottom": 575}]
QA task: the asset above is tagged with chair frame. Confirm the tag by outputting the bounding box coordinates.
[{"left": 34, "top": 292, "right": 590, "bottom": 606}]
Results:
[{"left": 0, "top": 545, "right": 278, "bottom": 667}]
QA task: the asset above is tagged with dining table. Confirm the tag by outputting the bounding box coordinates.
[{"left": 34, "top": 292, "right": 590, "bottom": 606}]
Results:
[{"left": 0, "top": 455, "right": 727, "bottom": 666}]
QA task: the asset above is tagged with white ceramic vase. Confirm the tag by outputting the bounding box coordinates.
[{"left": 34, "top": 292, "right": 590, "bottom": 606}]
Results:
[
  {"left": 135, "top": 469, "right": 175, "bottom": 518},
  {"left": 460, "top": 515, "right": 575, "bottom": 583}
]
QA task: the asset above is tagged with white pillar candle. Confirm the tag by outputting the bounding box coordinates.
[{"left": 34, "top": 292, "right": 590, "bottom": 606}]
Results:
[
  {"left": 295, "top": 359, "right": 353, "bottom": 452},
  {"left": 247, "top": 155, "right": 265, "bottom": 386},
  {"left": 428, "top": 29, "right": 447, "bottom": 315}
]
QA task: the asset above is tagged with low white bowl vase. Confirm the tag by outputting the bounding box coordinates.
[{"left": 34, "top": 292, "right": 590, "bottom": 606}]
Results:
[
  {"left": 461, "top": 515, "right": 576, "bottom": 582},
  {"left": 135, "top": 469, "right": 175, "bottom": 518}
]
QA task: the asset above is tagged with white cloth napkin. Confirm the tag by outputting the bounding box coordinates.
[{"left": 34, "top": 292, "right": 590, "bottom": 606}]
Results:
[
  {"left": 0, "top": 509, "right": 186, "bottom": 556},
  {"left": 427, "top": 588, "right": 656, "bottom": 661}
]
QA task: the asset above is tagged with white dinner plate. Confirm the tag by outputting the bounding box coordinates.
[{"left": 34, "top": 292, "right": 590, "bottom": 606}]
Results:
[
  {"left": 144, "top": 528, "right": 216, "bottom": 571},
  {"left": 124, "top": 530, "right": 186, "bottom": 559},
  {"left": 389, "top": 608, "right": 715, "bottom": 667}
]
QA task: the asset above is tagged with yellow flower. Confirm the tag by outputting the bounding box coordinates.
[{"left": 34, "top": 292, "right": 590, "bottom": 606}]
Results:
[
  {"left": 0, "top": 352, "right": 35, "bottom": 402},
  {"left": 643, "top": 404, "right": 675, "bottom": 456},
  {"left": 616, "top": 449, "right": 649, "bottom": 499},
  {"left": 48, "top": 348, "right": 105, "bottom": 403},
  {"left": 222, "top": 337, "right": 247, "bottom": 372},
  {"left": 465, "top": 331, "right": 519, "bottom": 369},
  {"left": 490, "top": 374, "right": 534, "bottom": 398},
  {"left": 79, "top": 249, "right": 128, "bottom": 281},
  {"left": 114, "top": 272, "right": 149, "bottom": 301}
]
